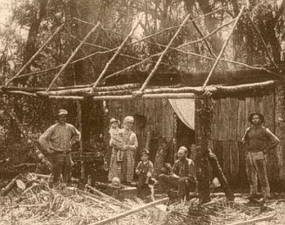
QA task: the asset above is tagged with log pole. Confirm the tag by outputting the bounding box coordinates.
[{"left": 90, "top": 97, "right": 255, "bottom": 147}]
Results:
[
  {"left": 90, "top": 197, "right": 169, "bottom": 225},
  {"left": 47, "top": 22, "right": 100, "bottom": 91},
  {"left": 202, "top": 6, "right": 245, "bottom": 89},
  {"left": 6, "top": 23, "right": 65, "bottom": 86},
  {"left": 77, "top": 100, "right": 85, "bottom": 180},
  {"left": 195, "top": 96, "right": 213, "bottom": 203}
]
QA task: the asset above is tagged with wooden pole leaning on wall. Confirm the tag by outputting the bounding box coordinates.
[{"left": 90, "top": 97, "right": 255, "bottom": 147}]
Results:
[
  {"left": 77, "top": 100, "right": 85, "bottom": 181},
  {"left": 202, "top": 6, "right": 245, "bottom": 90},
  {"left": 6, "top": 23, "right": 65, "bottom": 86},
  {"left": 47, "top": 22, "right": 101, "bottom": 91}
]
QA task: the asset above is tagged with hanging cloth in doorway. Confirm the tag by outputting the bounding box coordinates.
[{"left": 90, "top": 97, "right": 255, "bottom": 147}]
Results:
[{"left": 168, "top": 99, "right": 195, "bottom": 130}]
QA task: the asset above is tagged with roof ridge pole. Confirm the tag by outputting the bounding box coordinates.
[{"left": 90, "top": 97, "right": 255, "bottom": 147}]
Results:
[
  {"left": 137, "top": 14, "right": 192, "bottom": 94},
  {"left": 46, "top": 22, "right": 101, "bottom": 92},
  {"left": 202, "top": 6, "right": 245, "bottom": 90},
  {"left": 245, "top": 12, "right": 279, "bottom": 70},
  {"left": 6, "top": 23, "right": 65, "bottom": 86},
  {"left": 91, "top": 22, "right": 139, "bottom": 91}
]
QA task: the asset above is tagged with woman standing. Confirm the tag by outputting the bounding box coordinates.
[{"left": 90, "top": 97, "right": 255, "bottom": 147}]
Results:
[{"left": 121, "top": 116, "right": 138, "bottom": 184}]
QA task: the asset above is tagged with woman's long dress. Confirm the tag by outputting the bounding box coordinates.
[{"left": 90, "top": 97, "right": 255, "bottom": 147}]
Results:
[{"left": 121, "top": 129, "right": 138, "bottom": 183}]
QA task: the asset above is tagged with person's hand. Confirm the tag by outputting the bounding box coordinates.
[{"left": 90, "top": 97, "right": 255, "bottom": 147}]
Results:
[
  {"left": 147, "top": 172, "right": 152, "bottom": 177},
  {"left": 135, "top": 169, "right": 140, "bottom": 174}
]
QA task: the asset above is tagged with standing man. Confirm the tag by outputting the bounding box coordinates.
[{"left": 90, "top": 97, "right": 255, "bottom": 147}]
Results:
[
  {"left": 39, "top": 109, "right": 80, "bottom": 185},
  {"left": 121, "top": 116, "right": 138, "bottom": 184},
  {"left": 159, "top": 146, "right": 197, "bottom": 202},
  {"left": 242, "top": 112, "right": 280, "bottom": 202}
]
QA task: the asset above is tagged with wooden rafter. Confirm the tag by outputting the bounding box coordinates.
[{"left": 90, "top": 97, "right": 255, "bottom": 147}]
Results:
[
  {"left": 138, "top": 14, "right": 191, "bottom": 93},
  {"left": 202, "top": 6, "right": 245, "bottom": 90},
  {"left": 178, "top": 18, "right": 235, "bottom": 49},
  {"left": 142, "top": 39, "right": 284, "bottom": 80},
  {"left": 189, "top": 14, "right": 216, "bottom": 57},
  {"left": 5, "top": 23, "right": 65, "bottom": 86},
  {"left": 246, "top": 12, "right": 279, "bottom": 70},
  {"left": 46, "top": 22, "right": 101, "bottom": 91},
  {"left": 91, "top": 23, "right": 139, "bottom": 91}
]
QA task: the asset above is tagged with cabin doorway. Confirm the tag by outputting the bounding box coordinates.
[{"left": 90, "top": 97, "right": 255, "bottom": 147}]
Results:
[{"left": 176, "top": 117, "right": 195, "bottom": 157}]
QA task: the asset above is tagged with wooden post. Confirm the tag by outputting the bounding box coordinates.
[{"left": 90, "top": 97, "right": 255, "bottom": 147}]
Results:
[
  {"left": 77, "top": 100, "right": 85, "bottom": 180},
  {"left": 195, "top": 95, "right": 213, "bottom": 203}
]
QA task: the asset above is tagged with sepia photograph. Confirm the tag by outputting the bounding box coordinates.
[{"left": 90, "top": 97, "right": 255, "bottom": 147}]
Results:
[{"left": 0, "top": 0, "right": 284, "bottom": 224}]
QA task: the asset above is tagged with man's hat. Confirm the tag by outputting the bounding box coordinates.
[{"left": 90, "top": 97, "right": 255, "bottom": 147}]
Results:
[
  {"left": 248, "top": 112, "right": 264, "bottom": 123},
  {"left": 58, "top": 109, "right": 68, "bottom": 116},
  {"left": 110, "top": 118, "right": 119, "bottom": 124}
]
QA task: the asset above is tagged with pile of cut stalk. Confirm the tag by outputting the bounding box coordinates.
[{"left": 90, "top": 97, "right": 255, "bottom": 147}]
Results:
[{"left": 0, "top": 173, "right": 167, "bottom": 225}]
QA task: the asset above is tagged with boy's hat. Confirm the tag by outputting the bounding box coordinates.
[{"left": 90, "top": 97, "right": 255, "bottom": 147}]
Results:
[
  {"left": 58, "top": 109, "right": 68, "bottom": 116},
  {"left": 110, "top": 118, "right": 119, "bottom": 124},
  {"left": 141, "top": 148, "right": 150, "bottom": 156}
]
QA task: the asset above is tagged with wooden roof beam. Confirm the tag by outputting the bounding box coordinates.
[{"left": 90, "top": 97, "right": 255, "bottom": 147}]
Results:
[
  {"left": 91, "top": 23, "right": 139, "bottom": 91},
  {"left": 202, "top": 6, "right": 245, "bottom": 90},
  {"left": 137, "top": 14, "right": 191, "bottom": 94},
  {"left": 46, "top": 22, "right": 101, "bottom": 91},
  {"left": 5, "top": 23, "right": 65, "bottom": 86}
]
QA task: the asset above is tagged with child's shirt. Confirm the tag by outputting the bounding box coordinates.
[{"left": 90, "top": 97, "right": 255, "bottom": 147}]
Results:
[{"left": 136, "top": 160, "right": 154, "bottom": 176}]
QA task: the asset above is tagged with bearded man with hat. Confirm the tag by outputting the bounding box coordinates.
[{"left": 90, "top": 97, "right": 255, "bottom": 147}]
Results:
[
  {"left": 242, "top": 112, "right": 279, "bottom": 202},
  {"left": 39, "top": 109, "right": 80, "bottom": 185},
  {"left": 158, "top": 146, "right": 197, "bottom": 202}
]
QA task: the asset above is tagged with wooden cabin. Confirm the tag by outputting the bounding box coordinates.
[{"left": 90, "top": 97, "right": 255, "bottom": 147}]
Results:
[{"left": 103, "top": 69, "right": 285, "bottom": 187}]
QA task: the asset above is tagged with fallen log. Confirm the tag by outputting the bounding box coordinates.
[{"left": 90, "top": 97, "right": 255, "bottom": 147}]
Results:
[
  {"left": 85, "top": 184, "right": 126, "bottom": 207},
  {"left": 12, "top": 163, "right": 37, "bottom": 169},
  {"left": 30, "top": 173, "right": 51, "bottom": 179},
  {"left": 226, "top": 213, "right": 276, "bottom": 225},
  {"left": 90, "top": 197, "right": 169, "bottom": 225},
  {"left": 0, "top": 175, "right": 20, "bottom": 196}
]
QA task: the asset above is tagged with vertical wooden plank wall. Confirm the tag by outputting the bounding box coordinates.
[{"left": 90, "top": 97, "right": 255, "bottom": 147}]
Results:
[
  {"left": 105, "top": 99, "right": 175, "bottom": 156},
  {"left": 211, "top": 92, "right": 280, "bottom": 184}
]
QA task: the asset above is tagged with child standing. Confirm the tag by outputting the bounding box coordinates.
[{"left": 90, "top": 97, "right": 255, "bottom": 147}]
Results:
[
  {"left": 135, "top": 149, "right": 154, "bottom": 199},
  {"left": 109, "top": 118, "right": 124, "bottom": 162}
]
